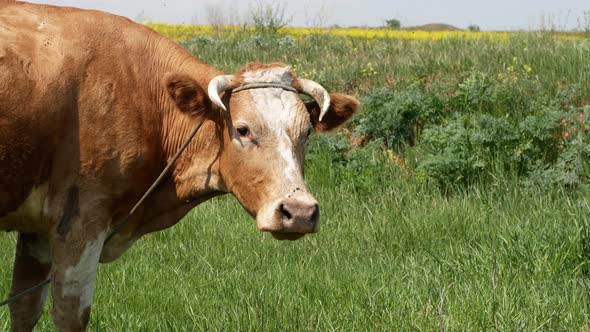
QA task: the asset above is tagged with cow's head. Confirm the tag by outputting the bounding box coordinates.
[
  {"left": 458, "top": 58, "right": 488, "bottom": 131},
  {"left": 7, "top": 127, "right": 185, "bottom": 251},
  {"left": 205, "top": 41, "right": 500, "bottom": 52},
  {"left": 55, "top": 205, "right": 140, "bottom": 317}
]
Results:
[{"left": 168, "top": 63, "right": 358, "bottom": 240}]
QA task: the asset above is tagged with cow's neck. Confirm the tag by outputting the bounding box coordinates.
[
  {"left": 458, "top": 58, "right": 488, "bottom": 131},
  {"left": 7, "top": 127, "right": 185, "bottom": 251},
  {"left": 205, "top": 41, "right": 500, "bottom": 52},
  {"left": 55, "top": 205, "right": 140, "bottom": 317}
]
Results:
[
  {"left": 102, "top": 33, "right": 228, "bottom": 246},
  {"left": 160, "top": 109, "right": 226, "bottom": 199},
  {"left": 150, "top": 41, "right": 227, "bottom": 201}
]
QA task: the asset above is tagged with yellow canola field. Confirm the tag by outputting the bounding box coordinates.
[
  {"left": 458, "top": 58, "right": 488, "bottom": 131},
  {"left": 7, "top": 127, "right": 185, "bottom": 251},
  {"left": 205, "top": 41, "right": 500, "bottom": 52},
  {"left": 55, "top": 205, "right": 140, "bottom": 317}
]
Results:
[
  {"left": 282, "top": 27, "right": 512, "bottom": 40},
  {"left": 147, "top": 23, "right": 214, "bottom": 41},
  {"left": 146, "top": 23, "right": 585, "bottom": 42}
]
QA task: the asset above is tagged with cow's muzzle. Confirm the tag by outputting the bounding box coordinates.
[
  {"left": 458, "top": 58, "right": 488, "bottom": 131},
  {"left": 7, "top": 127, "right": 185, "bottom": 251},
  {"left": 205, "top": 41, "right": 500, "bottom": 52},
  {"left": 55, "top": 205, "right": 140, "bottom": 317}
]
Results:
[
  {"left": 278, "top": 197, "right": 319, "bottom": 231},
  {"left": 258, "top": 194, "right": 320, "bottom": 240}
]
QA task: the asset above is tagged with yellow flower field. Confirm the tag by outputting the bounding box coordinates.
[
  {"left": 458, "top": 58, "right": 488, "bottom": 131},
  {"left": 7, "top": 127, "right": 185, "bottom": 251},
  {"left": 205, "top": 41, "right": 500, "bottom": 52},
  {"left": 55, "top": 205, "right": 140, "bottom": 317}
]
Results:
[
  {"left": 146, "top": 23, "right": 585, "bottom": 42},
  {"left": 147, "top": 23, "right": 214, "bottom": 41},
  {"left": 282, "top": 27, "right": 512, "bottom": 40}
]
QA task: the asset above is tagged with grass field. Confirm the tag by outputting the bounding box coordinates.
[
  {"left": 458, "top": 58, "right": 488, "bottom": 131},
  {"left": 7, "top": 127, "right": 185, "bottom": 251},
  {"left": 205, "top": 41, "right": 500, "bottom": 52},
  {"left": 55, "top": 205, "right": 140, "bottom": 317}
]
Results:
[
  {"left": 1, "top": 25, "right": 590, "bottom": 330},
  {"left": 1, "top": 163, "right": 589, "bottom": 330}
]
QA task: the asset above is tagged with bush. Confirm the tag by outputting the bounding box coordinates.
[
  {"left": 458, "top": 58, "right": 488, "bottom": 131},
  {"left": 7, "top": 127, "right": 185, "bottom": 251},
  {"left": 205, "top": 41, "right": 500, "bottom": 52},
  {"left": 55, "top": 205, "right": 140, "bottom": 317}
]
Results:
[
  {"left": 385, "top": 19, "right": 401, "bottom": 30},
  {"left": 354, "top": 87, "right": 438, "bottom": 149},
  {"left": 248, "top": 34, "right": 296, "bottom": 49},
  {"left": 408, "top": 69, "right": 589, "bottom": 190},
  {"left": 452, "top": 71, "right": 496, "bottom": 113},
  {"left": 416, "top": 115, "right": 476, "bottom": 189},
  {"left": 350, "top": 69, "right": 574, "bottom": 190},
  {"left": 467, "top": 24, "right": 481, "bottom": 32},
  {"left": 248, "top": 0, "right": 291, "bottom": 35}
]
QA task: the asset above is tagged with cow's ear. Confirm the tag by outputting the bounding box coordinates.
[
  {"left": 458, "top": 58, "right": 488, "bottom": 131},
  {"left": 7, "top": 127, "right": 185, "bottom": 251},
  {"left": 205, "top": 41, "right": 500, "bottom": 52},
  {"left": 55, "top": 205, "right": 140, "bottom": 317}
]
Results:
[
  {"left": 164, "top": 73, "right": 211, "bottom": 115},
  {"left": 306, "top": 93, "right": 359, "bottom": 132}
]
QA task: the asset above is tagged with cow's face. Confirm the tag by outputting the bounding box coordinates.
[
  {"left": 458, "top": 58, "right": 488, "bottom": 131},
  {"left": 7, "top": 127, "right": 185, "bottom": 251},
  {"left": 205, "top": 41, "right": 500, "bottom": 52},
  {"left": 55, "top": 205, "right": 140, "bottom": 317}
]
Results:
[
  {"left": 220, "top": 90, "right": 314, "bottom": 240},
  {"left": 166, "top": 63, "right": 358, "bottom": 240}
]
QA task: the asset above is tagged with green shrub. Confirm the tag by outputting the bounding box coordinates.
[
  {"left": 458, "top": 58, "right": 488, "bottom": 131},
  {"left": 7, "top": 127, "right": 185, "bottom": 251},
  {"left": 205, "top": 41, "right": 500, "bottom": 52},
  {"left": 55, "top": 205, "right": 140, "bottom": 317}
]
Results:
[
  {"left": 307, "top": 133, "right": 349, "bottom": 166},
  {"left": 416, "top": 115, "right": 480, "bottom": 189},
  {"left": 354, "top": 87, "right": 436, "bottom": 149},
  {"left": 411, "top": 66, "right": 587, "bottom": 190},
  {"left": 385, "top": 19, "right": 401, "bottom": 30},
  {"left": 467, "top": 24, "right": 481, "bottom": 32},
  {"left": 517, "top": 107, "right": 562, "bottom": 167},
  {"left": 452, "top": 71, "right": 496, "bottom": 113},
  {"left": 525, "top": 106, "right": 590, "bottom": 189}
]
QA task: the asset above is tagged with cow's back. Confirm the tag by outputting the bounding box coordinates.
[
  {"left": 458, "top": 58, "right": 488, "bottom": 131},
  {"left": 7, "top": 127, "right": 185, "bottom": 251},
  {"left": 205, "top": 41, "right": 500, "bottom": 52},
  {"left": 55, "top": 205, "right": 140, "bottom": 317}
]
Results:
[{"left": 0, "top": 2, "right": 164, "bottom": 228}]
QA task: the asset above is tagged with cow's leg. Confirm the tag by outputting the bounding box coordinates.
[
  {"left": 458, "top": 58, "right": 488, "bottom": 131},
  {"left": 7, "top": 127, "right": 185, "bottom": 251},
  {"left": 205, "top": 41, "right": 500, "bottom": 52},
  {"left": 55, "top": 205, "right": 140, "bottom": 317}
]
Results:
[
  {"left": 49, "top": 228, "right": 106, "bottom": 332},
  {"left": 8, "top": 233, "right": 52, "bottom": 332},
  {"left": 47, "top": 186, "right": 108, "bottom": 331}
]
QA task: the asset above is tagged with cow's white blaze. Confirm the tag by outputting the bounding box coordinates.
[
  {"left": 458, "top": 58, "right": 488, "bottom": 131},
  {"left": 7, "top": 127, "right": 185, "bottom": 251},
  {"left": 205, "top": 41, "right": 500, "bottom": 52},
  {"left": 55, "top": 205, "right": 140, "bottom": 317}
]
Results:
[
  {"left": 62, "top": 231, "right": 106, "bottom": 317},
  {"left": 243, "top": 67, "right": 307, "bottom": 188},
  {"left": 277, "top": 134, "right": 299, "bottom": 184}
]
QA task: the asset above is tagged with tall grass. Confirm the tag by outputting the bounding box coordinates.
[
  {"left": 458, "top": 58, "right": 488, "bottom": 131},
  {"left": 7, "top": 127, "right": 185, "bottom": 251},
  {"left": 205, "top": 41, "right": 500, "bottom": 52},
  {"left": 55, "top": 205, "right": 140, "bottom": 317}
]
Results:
[{"left": 2, "top": 155, "right": 589, "bottom": 330}]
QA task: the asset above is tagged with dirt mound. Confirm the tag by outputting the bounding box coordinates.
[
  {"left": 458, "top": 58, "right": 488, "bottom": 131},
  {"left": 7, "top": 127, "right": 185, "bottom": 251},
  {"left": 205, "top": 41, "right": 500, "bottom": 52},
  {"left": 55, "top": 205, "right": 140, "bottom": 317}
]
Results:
[{"left": 403, "top": 23, "right": 463, "bottom": 31}]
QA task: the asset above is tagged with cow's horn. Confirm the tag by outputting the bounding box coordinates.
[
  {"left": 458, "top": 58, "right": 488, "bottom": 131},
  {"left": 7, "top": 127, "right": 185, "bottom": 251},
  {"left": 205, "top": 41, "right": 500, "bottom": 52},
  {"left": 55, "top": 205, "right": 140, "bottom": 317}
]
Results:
[
  {"left": 297, "top": 79, "right": 331, "bottom": 122},
  {"left": 208, "top": 75, "right": 236, "bottom": 111}
]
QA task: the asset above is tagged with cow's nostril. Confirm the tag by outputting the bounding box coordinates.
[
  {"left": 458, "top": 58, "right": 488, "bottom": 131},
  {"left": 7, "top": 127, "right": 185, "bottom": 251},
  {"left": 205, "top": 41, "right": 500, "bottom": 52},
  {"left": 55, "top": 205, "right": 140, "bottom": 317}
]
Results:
[
  {"left": 310, "top": 204, "right": 319, "bottom": 223},
  {"left": 279, "top": 204, "right": 292, "bottom": 220}
]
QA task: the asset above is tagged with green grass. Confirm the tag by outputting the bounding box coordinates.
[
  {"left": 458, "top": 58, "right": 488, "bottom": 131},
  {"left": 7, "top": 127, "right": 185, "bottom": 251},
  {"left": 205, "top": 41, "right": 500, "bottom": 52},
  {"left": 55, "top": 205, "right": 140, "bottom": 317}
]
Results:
[
  {"left": 1, "top": 155, "right": 590, "bottom": 330},
  {"left": 2, "top": 31, "right": 590, "bottom": 330}
]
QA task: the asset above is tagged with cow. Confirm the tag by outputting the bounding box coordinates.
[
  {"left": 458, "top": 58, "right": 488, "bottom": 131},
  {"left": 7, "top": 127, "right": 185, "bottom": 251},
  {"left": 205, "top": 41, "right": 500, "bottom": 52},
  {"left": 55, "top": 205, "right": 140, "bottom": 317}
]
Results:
[{"left": 0, "top": 1, "right": 358, "bottom": 331}]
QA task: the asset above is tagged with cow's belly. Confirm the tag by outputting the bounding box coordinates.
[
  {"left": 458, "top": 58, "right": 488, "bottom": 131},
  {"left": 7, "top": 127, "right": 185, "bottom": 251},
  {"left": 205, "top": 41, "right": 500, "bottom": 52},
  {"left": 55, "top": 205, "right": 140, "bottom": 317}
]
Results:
[{"left": 0, "top": 183, "right": 48, "bottom": 233}]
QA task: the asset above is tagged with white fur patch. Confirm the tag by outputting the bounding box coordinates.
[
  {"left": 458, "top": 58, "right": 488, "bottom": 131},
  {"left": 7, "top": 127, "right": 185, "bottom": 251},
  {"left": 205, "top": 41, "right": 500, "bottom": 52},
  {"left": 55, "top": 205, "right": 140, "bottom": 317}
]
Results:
[
  {"left": 62, "top": 231, "right": 106, "bottom": 317},
  {"left": 243, "top": 66, "right": 307, "bottom": 188},
  {"left": 242, "top": 66, "right": 293, "bottom": 85},
  {"left": 249, "top": 88, "right": 303, "bottom": 186},
  {"left": 278, "top": 134, "right": 298, "bottom": 184}
]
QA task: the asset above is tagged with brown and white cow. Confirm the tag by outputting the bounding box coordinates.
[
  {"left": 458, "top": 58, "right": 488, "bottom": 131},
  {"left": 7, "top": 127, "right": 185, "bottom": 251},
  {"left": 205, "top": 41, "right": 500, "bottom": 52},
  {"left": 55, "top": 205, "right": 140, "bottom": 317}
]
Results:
[{"left": 0, "top": 1, "right": 358, "bottom": 331}]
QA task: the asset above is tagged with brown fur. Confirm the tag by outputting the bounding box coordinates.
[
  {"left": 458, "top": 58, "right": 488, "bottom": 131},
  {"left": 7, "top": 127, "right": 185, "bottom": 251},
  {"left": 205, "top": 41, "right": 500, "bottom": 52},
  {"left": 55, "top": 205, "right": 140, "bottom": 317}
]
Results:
[
  {"left": 306, "top": 93, "right": 360, "bottom": 132},
  {"left": 164, "top": 73, "right": 211, "bottom": 115}
]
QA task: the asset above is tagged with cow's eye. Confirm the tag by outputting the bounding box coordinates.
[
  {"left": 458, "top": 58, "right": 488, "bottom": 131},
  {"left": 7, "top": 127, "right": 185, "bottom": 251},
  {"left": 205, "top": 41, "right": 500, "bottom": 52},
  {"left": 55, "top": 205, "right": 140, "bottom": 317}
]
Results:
[{"left": 236, "top": 126, "right": 251, "bottom": 138}]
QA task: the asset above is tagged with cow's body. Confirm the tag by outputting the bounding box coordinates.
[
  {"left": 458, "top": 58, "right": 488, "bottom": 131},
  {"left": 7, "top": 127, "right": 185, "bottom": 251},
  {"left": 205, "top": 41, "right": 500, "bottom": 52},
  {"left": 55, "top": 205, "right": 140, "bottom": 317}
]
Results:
[
  {"left": 0, "top": 2, "right": 223, "bottom": 238},
  {"left": 0, "top": 2, "right": 358, "bottom": 331}
]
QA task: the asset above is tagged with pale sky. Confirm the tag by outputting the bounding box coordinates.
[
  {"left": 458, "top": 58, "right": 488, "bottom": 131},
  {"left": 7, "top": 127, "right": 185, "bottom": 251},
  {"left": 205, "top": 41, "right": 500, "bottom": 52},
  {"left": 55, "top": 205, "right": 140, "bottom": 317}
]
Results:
[{"left": 27, "top": 0, "right": 590, "bottom": 31}]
